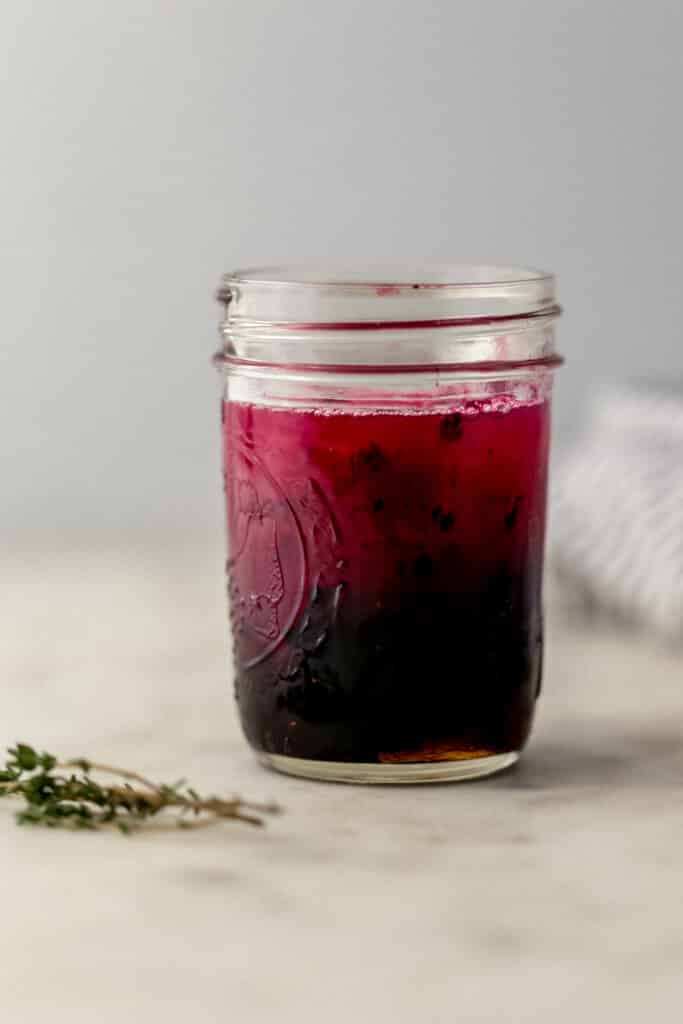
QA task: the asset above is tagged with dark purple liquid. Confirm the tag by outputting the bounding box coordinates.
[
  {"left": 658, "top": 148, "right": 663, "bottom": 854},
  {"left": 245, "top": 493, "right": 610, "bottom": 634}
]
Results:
[{"left": 223, "top": 393, "right": 550, "bottom": 764}]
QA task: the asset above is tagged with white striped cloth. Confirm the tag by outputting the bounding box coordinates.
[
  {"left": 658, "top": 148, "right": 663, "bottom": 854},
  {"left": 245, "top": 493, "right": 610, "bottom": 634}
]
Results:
[{"left": 550, "top": 387, "right": 683, "bottom": 643}]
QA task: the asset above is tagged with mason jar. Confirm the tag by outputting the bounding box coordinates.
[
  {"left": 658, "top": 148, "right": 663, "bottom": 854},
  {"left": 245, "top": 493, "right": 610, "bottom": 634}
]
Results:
[{"left": 214, "top": 267, "right": 562, "bottom": 783}]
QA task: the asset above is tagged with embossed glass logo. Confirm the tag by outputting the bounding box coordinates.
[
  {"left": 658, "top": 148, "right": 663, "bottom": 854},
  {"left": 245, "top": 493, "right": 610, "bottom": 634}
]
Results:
[{"left": 226, "top": 447, "right": 346, "bottom": 670}]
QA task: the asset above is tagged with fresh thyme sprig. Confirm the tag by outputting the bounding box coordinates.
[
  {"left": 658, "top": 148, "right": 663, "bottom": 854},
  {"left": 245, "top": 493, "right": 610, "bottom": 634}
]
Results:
[{"left": 0, "top": 743, "right": 279, "bottom": 834}]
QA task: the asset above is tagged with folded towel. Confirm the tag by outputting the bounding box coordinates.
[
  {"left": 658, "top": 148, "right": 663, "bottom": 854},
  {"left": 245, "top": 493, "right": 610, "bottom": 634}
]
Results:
[{"left": 550, "top": 385, "right": 683, "bottom": 642}]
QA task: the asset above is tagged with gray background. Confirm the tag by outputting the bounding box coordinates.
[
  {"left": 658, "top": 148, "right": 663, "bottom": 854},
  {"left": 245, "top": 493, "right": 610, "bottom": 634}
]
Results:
[{"left": 2, "top": 0, "right": 682, "bottom": 534}]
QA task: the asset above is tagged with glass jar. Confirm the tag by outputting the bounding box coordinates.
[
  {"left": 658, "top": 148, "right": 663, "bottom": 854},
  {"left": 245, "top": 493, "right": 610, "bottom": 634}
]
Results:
[{"left": 214, "top": 266, "right": 563, "bottom": 783}]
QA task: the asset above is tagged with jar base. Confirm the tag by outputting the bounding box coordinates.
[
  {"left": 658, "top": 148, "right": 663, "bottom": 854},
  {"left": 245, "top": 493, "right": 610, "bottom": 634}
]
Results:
[{"left": 257, "top": 750, "right": 519, "bottom": 785}]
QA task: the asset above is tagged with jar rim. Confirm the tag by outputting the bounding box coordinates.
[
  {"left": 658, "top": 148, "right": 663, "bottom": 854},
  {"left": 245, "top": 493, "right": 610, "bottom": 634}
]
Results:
[
  {"left": 220, "top": 263, "right": 553, "bottom": 289},
  {"left": 216, "top": 264, "right": 561, "bottom": 369},
  {"left": 218, "top": 264, "right": 558, "bottom": 327}
]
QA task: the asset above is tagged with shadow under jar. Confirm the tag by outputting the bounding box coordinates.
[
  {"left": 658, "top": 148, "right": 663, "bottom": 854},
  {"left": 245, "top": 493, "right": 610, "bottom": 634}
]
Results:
[{"left": 214, "top": 266, "right": 563, "bottom": 783}]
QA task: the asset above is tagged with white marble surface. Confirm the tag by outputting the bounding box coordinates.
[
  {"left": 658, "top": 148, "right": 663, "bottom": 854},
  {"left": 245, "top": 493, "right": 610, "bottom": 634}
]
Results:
[{"left": 3, "top": 537, "right": 683, "bottom": 1023}]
